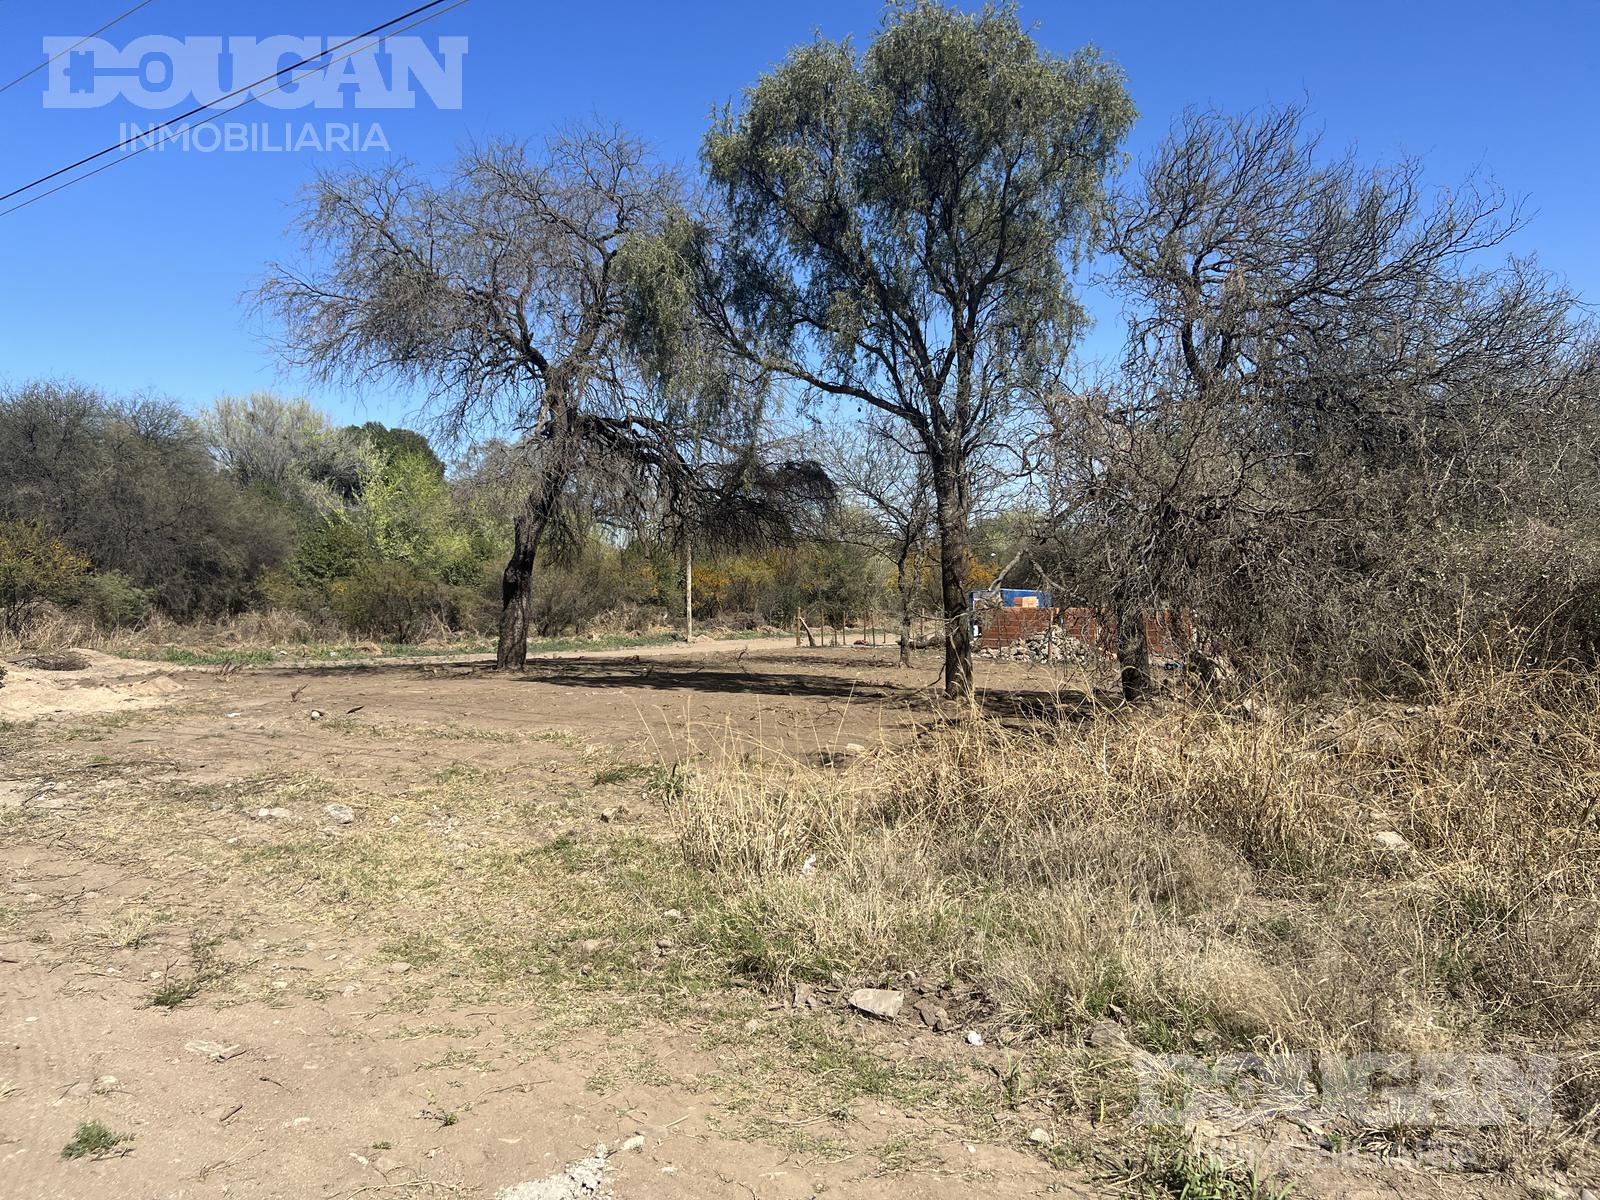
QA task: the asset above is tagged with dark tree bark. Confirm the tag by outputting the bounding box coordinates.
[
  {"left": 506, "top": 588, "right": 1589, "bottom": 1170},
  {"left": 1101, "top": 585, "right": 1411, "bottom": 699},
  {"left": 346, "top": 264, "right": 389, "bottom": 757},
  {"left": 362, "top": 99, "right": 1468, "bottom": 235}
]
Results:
[
  {"left": 896, "top": 562, "right": 914, "bottom": 669},
  {"left": 495, "top": 469, "right": 563, "bottom": 670},
  {"left": 1115, "top": 603, "right": 1153, "bottom": 703},
  {"left": 933, "top": 453, "right": 975, "bottom": 699}
]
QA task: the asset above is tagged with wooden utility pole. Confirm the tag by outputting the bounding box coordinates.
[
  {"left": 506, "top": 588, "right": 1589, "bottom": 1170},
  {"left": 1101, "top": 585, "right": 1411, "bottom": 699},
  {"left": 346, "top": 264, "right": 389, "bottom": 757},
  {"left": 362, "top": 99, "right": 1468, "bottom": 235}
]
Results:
[{"left": 684, "top": 539, "right": 693, "bottom": 640}]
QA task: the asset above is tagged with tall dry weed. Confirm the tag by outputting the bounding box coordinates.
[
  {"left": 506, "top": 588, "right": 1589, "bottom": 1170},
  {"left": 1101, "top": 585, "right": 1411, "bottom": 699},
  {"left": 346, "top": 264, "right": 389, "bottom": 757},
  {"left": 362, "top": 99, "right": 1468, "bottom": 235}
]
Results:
[{"left": 668, "top": 656, "right": 1600, "bottom": 1058}]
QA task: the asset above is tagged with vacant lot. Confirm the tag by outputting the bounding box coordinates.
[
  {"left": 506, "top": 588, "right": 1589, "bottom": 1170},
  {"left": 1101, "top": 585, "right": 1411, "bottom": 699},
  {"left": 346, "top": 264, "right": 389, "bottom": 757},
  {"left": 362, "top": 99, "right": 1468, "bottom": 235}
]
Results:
[
  {"left": 0, "top": 642, "right": 1087, "bottom": 1200},
  {"left": 1, "top": 643, "right": 1588, "bottom": 1200}
]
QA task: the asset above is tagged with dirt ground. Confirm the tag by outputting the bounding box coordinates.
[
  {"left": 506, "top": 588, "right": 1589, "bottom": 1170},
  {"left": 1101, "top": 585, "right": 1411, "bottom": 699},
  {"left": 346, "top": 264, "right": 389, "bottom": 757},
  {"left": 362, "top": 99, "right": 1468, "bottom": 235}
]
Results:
[{"left": 0, "top": 643, "right": 1515, "bottom": 1200}]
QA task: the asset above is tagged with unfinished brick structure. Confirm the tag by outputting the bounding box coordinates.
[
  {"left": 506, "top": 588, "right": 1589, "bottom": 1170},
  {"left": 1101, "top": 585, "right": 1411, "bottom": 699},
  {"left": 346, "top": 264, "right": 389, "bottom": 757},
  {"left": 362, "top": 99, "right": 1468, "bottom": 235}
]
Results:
[{"left": 978, "top": 603, "right": 1060, "bottom": 645}]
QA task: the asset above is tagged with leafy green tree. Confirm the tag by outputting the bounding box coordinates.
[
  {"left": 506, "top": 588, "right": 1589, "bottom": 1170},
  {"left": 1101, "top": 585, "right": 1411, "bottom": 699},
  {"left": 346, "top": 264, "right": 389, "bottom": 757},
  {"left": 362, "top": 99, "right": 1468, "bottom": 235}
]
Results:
[
  {"left": 0, "top": 381, "right": 293, "bottom": 617},
  {"left": 332, "top": 561, "right": 448, "bottom": 643},
  {"left": 354, "top": 452, "right": 480, "bottom": 585},
  {"left": 290, "top": 516, "right": 374, "bottom": 587},
  {"left": 80, "top": 571, "right": 153, "bottom": 627},
  {"left": 0, "top": 520, "right": 89, "bottom": 609},
  {"left": 349, "top": 422, "right": 446, "bottom": 478},
  {"left": 643, "top": 1, "right": 1133, "bottom": 696}
]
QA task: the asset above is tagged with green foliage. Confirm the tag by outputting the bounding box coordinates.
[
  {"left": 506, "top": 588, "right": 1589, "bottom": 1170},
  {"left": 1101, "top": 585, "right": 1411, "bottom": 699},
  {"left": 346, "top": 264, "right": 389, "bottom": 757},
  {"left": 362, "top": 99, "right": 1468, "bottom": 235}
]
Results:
[
  {"left": 291, "top": 516, "right": 374, "bottom": 586},
  {"left": 332, "top": 561, "right": 452, "bottom": 643},
  {"left": 354, "top": 452, "right": 480, "bottom": 586},
  {"left": 701, "top": 543, "right": 877, "bottom": 626},
  {"left": 532, "top": 532, "right": 649, "bottom": 636},
  {"left": 1110, "top": 1135, "right": 1292, "bottom": 1199},
  {"left": 800, "top": 542, "right": 876, "bottom": 628},
  {"left": 350, "top": 421, "right": 446, "bottom": 478},
  {"left": 80, "top": 570, "right": 153, "bottom": 627},
  {"left": 0, "top": 382, "right": 295, "bottom": 618},
  {"left": 0, "top": 519, "right": 88, "bottom": 608},
  {"left": 60, "top": 1120, "right": 132, "bottom": 1160}
]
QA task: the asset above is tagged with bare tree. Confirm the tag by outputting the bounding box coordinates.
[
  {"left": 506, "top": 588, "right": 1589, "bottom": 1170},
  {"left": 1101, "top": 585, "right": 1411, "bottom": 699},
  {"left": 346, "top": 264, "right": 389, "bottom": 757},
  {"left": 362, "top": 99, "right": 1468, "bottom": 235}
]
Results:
[
  {"left": 259, "top": 125, "right": 695, "bottom": 668},
  {"left": 1066, "top": 103, "right": 1590, "bottom": 696},
  {"left": 203, "top": 393, "right": 372, "bottom": 513}
]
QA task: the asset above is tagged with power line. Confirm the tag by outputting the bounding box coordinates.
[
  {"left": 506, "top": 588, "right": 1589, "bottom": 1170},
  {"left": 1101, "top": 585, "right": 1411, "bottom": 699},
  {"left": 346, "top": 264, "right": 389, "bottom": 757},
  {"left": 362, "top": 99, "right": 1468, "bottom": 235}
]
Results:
[
  {"left": 0, "top": 0, "right": 461, "bottom": 208},
  {"left": 0, "top": 0, "right": 155, "bottom": 97}
]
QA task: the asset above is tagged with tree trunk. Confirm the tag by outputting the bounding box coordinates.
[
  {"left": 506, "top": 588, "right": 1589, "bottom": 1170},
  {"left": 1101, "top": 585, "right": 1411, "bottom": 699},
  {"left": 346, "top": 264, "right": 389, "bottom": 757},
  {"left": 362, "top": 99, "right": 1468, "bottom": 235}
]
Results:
[
  {"left": 932, "top": 453, "right": 973, "bottom": 701},
  {"left": 894, "top": 551, "right": 913, "bottom": 668},
  {"left": 496, "top": 512, "right": 536, "bottom": 671},
  {"left": 1116, "top": 603, "right": 1153, "bottom": 703},
  {"left": 495, "top": 472, "right": 562, "bottom": 671}
]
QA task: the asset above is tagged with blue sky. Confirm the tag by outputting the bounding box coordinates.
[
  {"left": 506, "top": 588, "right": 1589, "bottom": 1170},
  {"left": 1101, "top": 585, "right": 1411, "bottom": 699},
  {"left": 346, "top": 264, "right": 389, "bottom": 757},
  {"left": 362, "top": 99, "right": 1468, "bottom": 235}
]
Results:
[{"left": 2, "top": 0, "right": 1597, "bottom": 437}]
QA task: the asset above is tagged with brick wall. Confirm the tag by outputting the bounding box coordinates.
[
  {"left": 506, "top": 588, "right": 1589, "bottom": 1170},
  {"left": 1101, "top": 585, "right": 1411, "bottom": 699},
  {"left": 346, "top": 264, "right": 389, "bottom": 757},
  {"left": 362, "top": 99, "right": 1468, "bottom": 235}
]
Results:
[{"left": 978, "top": 605, "right": 1058, "bottom": 644}]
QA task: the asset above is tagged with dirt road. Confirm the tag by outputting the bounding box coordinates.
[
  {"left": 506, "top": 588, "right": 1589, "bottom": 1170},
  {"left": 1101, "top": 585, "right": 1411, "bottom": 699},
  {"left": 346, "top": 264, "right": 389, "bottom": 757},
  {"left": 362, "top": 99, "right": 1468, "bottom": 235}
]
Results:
[{"left": 2, "top": 644, "right": 1111, "bottom": 1200}]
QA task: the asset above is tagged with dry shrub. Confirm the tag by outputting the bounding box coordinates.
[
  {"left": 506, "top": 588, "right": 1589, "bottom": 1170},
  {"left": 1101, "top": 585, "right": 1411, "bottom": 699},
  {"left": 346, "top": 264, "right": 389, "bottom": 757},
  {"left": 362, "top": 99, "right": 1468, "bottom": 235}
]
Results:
[
  {"left": 585, "top": 603, "right": 675, "bottom": 639},
  {"left": 205, "top": 608, "right": 327, "bottom": 646},
  {"left": 0, "top": 600, "right": 101, "bottom": 652},
  {"left": 0, "top": 602, "right": 353, "bottom": 657},
  {"left": 669, "top": 655, "right": 1600, "bottom": 1058}
]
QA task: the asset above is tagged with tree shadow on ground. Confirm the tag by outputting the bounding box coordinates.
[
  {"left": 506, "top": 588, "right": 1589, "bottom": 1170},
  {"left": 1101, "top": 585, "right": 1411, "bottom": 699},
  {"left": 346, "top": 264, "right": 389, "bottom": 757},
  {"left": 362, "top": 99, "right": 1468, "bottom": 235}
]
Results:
[
  {"left": 515, "top": 656, "right": 879, "bottom": 702},
  {"left": 240, "top": 652, "right": 1106, "bottom": 725},
  {"left": 511, "top": 654, "right": 1105, "bottom": 724}
]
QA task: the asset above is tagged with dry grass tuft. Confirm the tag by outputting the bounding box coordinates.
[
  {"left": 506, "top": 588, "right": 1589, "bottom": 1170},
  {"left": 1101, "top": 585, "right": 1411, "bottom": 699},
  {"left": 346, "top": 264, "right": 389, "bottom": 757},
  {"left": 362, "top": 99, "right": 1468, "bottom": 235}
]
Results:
[{"left": 669, "top": 654, "right": 1600, "bottom": 1060}]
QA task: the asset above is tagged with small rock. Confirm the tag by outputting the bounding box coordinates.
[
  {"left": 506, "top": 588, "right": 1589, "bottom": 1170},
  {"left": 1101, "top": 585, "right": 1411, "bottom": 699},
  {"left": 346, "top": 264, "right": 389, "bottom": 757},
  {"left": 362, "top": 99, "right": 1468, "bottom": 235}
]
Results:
[
  {"left": 1086, "top": 1019, "right": 1127, "bottom": 1050},
  {"left": 308, "top": 709, "right": 325, "bottom": 721},
  {"left": 661, "top": 908, "right": 682, "bottom": 921},
  {"left": 208, "top": 1102, "right": 243, "bottom": 1123},
  {"left": 184, "top": 1040, "right": 245, "bottom": 1062},
  {"left": 621, "top": 1134, "right": 646, "bottom": 1152},
  {"left": 847, "top": 988, "right": 904, "bottom": 1020},
  {"left": 578, "top": 938, "right": 604, "bottom": 955},
  {"left": 254, "top": 807, "right": 292, "bottom": 821},
  {"left": 1371, "top": 830, "right": 1412, "bottom": 853},
  {"left": 912, "top": 1000, "right": 952, "bottom": 1031},
  {"left": 373, "top": 1154, "right": 404, "bottom": 1174},
  {"left": 1028, "top": 1127, "right": 1049, "bottom": 1145},
  {"left": 793, "top": 983, "right": 821, "bottom": 1011},
  {"left": 323, "top": 803, "right": 356, "bottom": 825},
  {"left": 387, "top": 962, "right": 412, "bottom": 974},
  {"left": 964, "top": 1030, "right": 984, "bottom": 1047},
  {"left": 842, "top": 742, "right": 866, "bottom": 754}
]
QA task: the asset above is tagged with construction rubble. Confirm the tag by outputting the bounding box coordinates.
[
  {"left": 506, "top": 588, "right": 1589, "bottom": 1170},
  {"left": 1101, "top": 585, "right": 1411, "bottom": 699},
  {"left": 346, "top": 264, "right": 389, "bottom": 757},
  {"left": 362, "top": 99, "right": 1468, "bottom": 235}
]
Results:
[{"left": 978, "top": 628, "right": 1099, "bottom": 666}]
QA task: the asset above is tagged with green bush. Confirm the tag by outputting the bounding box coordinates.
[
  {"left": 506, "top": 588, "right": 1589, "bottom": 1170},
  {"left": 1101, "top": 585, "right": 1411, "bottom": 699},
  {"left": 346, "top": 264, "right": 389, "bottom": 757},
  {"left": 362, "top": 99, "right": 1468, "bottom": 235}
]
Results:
[
  {"left": 291, "top": 516, "right": 373, "bottom": 586},
  {"left": 331, "top": 561, "right": 449, "bottom": 643},
  {"left": 80, "top": 570, "right": 153, "bottom": 627},
  {"left": 0, "top": 519, "right": 88, "bottom": 608}
]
